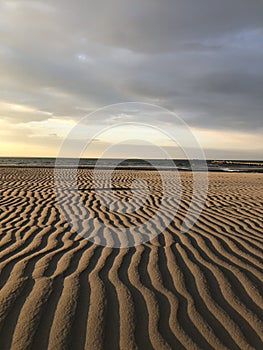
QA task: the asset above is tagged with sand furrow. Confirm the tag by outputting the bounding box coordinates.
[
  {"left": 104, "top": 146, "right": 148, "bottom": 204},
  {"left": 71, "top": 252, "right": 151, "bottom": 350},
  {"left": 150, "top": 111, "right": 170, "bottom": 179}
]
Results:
[
  {"left": 128, "top": 245, "right": 170, "bottom": 349},
  {"left": 165, "top": 245, "right": 223, "bottom": 349},
  {"left": 177, "top": 238, "right": 263, "bottom": 348},
  {"left": 107, "top": 248, "right": 138, "bottom": 349},
  {"left": 10, "top": 277, "right": 53, "bottom": 350},
  {"left": 186, "top": 229, "right": 263, "bottom": 306},
  {"left": 48, "top": 276, "right": 80, "bottom": 349},
  {"left": 85, "top": 248, "right": 111, "bottom": 350}
]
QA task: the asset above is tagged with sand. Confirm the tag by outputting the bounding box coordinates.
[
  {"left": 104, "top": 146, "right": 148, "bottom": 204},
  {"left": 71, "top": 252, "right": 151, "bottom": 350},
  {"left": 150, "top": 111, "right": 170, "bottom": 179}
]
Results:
[{"left": 0, "top": 167, "right": 262, "bottom": 349}]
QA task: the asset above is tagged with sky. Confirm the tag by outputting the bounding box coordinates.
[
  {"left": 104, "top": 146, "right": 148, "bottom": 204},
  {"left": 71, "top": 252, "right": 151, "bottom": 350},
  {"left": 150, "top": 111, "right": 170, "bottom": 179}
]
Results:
[{"left": 0, "top": 0, "right": 262, "bottom": 159}]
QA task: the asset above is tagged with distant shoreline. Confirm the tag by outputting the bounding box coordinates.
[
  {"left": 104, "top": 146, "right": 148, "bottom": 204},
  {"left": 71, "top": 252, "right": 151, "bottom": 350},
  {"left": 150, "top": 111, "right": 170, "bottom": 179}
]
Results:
[
  {"left": 0, "top": 157, "right": 263, "bottom": 173},
  {"left": 1, "top": 165, "right": 263, "bottom": 173}
]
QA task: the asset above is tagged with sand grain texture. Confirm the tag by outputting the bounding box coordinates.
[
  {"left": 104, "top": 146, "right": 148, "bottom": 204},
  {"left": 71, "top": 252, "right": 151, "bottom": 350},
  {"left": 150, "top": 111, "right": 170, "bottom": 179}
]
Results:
[{"left": 0, "top": 168, "right": 262, "bottom": 349}]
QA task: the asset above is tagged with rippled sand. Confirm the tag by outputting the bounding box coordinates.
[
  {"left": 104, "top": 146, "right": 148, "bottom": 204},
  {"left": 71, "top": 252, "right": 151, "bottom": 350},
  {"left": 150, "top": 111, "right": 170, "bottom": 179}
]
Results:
[{"left": 0, "top": 168, "right": 262, "bottom": 349}]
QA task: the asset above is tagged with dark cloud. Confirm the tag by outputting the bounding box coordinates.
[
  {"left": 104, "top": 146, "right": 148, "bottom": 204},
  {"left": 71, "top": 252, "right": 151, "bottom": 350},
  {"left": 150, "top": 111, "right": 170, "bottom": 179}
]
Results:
[{"left": 50, "top": 0, "right": 263, "bottom": 53}]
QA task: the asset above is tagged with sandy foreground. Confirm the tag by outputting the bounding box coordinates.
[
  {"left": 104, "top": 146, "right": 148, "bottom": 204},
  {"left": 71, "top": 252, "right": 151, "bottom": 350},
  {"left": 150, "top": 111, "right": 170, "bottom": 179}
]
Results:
[{"left": 0, "top": 167, "right": 262, "bottom": 350}]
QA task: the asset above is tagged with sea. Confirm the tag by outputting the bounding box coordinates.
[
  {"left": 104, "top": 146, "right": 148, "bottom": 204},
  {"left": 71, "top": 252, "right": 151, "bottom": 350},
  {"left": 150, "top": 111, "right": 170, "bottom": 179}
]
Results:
[{"left": 0, "top": 157, "right": 263, "bottom": 172}]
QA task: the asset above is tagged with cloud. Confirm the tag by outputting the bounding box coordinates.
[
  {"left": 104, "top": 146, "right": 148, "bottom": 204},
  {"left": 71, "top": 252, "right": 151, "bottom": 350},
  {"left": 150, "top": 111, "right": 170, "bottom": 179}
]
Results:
[{"left": 0, "top": 0, "right": 262, "bottom": 158}]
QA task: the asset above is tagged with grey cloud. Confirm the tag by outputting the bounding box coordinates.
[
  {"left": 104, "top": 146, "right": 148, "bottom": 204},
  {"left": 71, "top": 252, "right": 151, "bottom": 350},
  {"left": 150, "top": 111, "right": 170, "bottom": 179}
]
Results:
[
  {"left": 49, "top": 0, "right": 263, "bottom": 53},
  {"left": 0, "top": 0, "right": 262, "bottom": 158}
]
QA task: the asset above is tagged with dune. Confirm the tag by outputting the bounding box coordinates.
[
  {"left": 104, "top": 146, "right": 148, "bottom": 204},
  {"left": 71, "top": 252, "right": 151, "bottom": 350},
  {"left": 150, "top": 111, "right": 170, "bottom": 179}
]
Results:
[{"left": 0, "top": 167, "right": 262, "bottom": 349}]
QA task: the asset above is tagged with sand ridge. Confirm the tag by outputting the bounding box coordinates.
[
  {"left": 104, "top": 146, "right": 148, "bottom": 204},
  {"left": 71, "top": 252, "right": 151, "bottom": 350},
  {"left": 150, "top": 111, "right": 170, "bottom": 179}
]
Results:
[{"left": 0, "top": 168, "right": 262, "bottom": 349}]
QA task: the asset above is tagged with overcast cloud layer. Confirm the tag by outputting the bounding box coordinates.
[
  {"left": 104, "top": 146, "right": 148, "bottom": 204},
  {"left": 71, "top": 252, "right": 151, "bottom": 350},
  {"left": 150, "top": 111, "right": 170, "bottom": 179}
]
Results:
[{"left": 0, "top": 0, "right": 262, "bottom": 158}]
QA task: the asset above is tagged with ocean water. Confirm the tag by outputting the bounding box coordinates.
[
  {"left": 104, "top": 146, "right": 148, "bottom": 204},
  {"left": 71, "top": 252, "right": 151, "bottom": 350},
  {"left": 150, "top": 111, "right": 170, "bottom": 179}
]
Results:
[
  {"left": 0, "top": 157, "right": 262, "bottom": 172},
  {"left": 0, "top": 157, "right": 189, "bottom": 169}
]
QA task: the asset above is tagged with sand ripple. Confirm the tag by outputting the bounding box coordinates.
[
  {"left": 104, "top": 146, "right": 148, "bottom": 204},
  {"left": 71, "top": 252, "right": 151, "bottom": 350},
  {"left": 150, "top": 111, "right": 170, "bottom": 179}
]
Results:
[{"left": 0, "top": 168, "right": 262, "bottom": 349}]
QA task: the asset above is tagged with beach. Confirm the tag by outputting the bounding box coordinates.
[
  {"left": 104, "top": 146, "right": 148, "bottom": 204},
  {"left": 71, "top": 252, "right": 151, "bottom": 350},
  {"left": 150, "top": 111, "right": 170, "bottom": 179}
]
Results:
[{"left": 0, "top": 167, "right": 262, "bottom": 349}]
